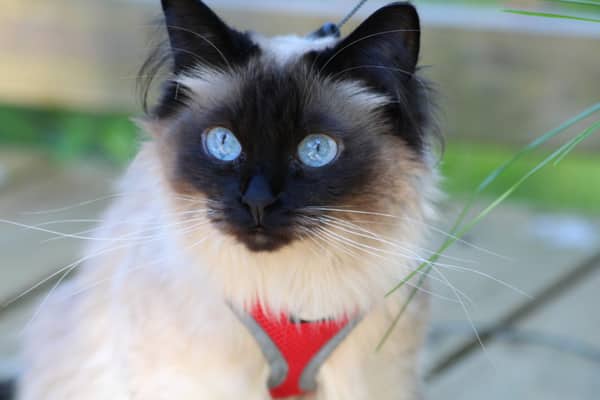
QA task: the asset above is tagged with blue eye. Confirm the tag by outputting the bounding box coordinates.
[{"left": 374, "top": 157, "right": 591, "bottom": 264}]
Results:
[
  {"left": 297, "top": 134, "right": 339, "bottom": 167},
  {"left": 203, "top": 127, "right": 242, "bottom": 162}
]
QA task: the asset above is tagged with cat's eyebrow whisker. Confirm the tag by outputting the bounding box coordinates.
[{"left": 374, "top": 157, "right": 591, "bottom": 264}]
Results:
[
  {"left": 170, "top": 46, "right": 215, "bottom": 73},
  {"left": 305, "top": 206, "right": 510, "bottom": 261},
  {"left": 330, "top": 64, "right": 415, "bottom": 82},
  {"left": 165, "top": 25, "right": 232, "bottom": 71},
  {"left": 318, "top": 29, "right": 421, "bottom": 75},
  {"left": 303, "top": 30, "right": 422, "bottom": 105}
]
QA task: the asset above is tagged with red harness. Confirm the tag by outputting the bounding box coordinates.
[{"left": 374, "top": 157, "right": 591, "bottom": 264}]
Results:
[{"left": 248, "top": 306, "right": 355, "bottom": 398}]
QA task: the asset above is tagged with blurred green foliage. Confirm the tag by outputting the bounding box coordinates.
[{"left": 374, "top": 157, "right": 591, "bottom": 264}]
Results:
[
  {"left": 443, "top": 141, "right": 600, "bottom": 213},
  {"left": 0, "top": 104, "right": 138, "bottom": 165}
]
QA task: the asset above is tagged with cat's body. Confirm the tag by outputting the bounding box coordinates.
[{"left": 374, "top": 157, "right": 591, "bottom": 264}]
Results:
[{"left": 16, "top": 1, "right": 439, "bottom": 399}]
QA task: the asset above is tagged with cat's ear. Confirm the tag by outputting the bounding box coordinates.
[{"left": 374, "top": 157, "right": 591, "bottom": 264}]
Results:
[
  {"left": 160, "top": 0, "right": 257, "bottom": 73},
  {"left": 319, "top": 2, "right": 420, "bottom": 89}
]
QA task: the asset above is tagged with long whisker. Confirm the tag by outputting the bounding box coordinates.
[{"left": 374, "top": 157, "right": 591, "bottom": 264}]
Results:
[
  {"left": 1, "top": 214, "right": 211, "bottom": 243},
  {"left": 311, "top": 216, "right": 470, "bottom": 270},
  {"left": 314, "top": 216, "right": 530, "bottom": 304},
  {"left": 305, "top": 206, "right": 510, "bottom": 261},
  {"left": 435, "top": 264, "right": 531, "bottom": 299},
  {"left": 312, "top": 225, "right": 469, "bottom": 304},
  {"left": 53, "top": 233, "right": 213, "bottom": 303},
  {"left": 431, "top": 265, "right": 492, "bottom": 367},
  {"left": 2, "top": 219, "right": 210, "bottom": 309},
  {"left": 318, "top": 214, "right": 475, "bottom": 264},
  {"left": 21, "top": 194, "right": 124, "bottom": 215},
  {"left": 316, "top": 215, "right": 526, "bottom": 298},
  {"left": 39, "top": 211, "right": 210, "bottom": 244}
]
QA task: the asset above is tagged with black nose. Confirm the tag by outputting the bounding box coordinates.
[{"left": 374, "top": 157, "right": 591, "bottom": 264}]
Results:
[{"left": 242, "top": 174, "right": 277, "bottom": 226}]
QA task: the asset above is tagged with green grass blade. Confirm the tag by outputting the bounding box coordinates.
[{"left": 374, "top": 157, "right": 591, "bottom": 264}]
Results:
[
  {"left": 504, "top": 9, "right": 600, "bottom": 23},
  {"left": 554, "top": 120, "right": 600, "bottom": 165},
  {"left": 376, "top": 267, "right": 429, "bottom": 351},
  {"left": 451, "top": 102, "right": 600, "bottom": 237},
  {"left": 479, "top": 102, "right": 600, "bottom": 192},
  {"left": 378, "top": 121, "right": 600, "bottom": 349},
  {"left": 546, "top": 0, "right": 600, "bottom": 7},
  {"left": 386, "top": 118, "right": 600, "bottom": 297},
  {"left": 385, "top": 102, "right": 600, "bottom": 298}
]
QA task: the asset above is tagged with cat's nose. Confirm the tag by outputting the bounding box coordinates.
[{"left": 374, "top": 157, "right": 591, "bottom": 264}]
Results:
[{"left": 241, "top": 174, "right": 277, "bottom": 226}]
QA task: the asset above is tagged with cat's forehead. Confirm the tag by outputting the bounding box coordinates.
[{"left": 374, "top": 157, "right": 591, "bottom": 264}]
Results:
[
  {"left": 249, "top": 33, "right": 338, "bottom": 66},
  {"left": 175, "top": 60, "right": 389, "bottom": 121}
]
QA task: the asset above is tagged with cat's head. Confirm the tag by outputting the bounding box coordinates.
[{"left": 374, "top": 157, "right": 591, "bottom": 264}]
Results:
[{"left": 142, "top": 0, "right": 437, "bottom": 253}]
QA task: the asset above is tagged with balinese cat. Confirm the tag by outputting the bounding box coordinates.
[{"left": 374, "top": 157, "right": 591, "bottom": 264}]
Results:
[{"left": 12, "top": 0, "right": 439, "bottom": 399}]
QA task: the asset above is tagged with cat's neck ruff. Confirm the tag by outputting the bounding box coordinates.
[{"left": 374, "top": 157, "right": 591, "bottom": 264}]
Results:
[{"left": 168, "top": 201, "right": 427, "bottom": 322}]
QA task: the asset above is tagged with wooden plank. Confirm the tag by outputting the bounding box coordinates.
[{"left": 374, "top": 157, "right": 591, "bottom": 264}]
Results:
[
  {"left": 427, "top": 262, "right": 600, "bottom": 400},
  {"left": 424, "top": 204, "right": 600, "bottom": 373}
]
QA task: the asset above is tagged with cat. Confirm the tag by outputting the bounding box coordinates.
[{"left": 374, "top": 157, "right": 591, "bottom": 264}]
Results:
[{"left": 12, "top": 0, "right": 439, "bottom": 399}]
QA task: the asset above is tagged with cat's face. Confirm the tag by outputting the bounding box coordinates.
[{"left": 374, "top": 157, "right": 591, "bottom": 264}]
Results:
[{"left": 147, "top": 0, "right": 434, "bottom": 252}]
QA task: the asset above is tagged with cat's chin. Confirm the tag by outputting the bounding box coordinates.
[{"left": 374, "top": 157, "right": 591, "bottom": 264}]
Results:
[{"left": 235, "top": 228, "right": 295, "bottom": 252}]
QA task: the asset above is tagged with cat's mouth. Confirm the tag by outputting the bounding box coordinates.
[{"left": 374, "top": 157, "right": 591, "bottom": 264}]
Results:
[{"left": 232, "top": 226, "right": 293, "bottom": 252}]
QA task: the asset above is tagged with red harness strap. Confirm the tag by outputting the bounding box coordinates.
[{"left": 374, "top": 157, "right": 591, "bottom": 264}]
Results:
[{"left": 250, "top": 306, "right": 350, "bottom": 399}]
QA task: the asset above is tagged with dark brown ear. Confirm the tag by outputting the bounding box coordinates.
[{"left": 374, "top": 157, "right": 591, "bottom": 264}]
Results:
[
  {"left": 318, "top": 2, "right": 420, "bottom": 88},
  {"left": 313, "top": 3, "right": 429, "bottom": 151},
  {"left": 161, "top": 0, "right": 257, "bottom": 73}
]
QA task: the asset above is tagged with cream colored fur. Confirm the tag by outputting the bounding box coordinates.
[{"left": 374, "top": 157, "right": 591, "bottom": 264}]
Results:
[{"left": 18, "top": 34, "right": 437, "bottom": 400}]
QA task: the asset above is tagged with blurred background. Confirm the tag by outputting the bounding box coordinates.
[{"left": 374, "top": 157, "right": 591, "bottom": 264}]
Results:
[{"left": 1, "top": 0, "right": 599, "bottom": 399}]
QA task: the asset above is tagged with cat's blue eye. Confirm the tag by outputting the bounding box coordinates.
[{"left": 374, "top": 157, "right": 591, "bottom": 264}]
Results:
[
  {"left": 203, "top": 127, "right": 242, "bottom": 162},
  {"left": 297, "top": 134, "right": 339, "bottom": 168}
]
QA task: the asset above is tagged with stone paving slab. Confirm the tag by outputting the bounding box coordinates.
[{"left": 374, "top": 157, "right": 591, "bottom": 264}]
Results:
[
  {"left": 0, "top": 154, "right": 116, "bottom": 305},
  {"left": 0, "top": 294, "right": 40, "bottom": 380},
  {"left": 423, "top": 204, "right": 600, "bottom": 373},
  {"left": 427, "top": 263, "right": 600, "bottom": 400}
]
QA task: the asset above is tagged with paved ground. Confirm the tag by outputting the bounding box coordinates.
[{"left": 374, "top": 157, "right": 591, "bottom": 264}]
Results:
[{"left": 1, "top": 149, "right": 599, "bottom": 398}]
